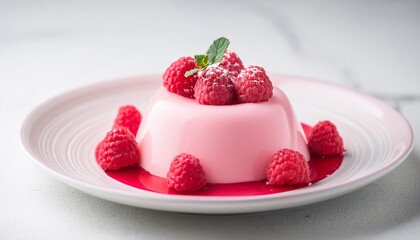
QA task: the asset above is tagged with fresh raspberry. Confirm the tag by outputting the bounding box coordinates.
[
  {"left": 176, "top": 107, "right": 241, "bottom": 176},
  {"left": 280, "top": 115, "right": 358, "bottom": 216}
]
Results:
[
  {"left": 308, "top": 121, "right": 344, "bottom": 156},
  {"left": 219, "top": 50, "right": 244, "bottom": 77},
  {"left": 95, "top": 127, "right": 140, "bottom": 170},
  {"left": 267, "top": 149, "right": 311, "bottom": 186},
  {"left": 235, "top": 65, "right": 273, "bottom": 103},
  {"left": 194, "top": 66, "right": 235, "bottom": 105},
  {"left": 163, "top": 56, "right": 199, "bottom": 98},
  {"left": 167, "top": 153, "right": 206, "bottom": 192},
  {"left": 112, "top": 105, "right": 142, "bottom": 137}
]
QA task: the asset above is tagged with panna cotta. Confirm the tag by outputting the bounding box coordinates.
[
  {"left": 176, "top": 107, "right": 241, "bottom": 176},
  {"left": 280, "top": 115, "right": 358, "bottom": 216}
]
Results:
[{"left": 137, "top": 86, "right": 309, "bottom": 183}]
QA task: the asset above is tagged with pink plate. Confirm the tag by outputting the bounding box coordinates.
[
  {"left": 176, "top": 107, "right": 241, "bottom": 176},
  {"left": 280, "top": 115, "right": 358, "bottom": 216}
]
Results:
[{"left": 20, "top": 75, "right": 414, "bottom": 214}]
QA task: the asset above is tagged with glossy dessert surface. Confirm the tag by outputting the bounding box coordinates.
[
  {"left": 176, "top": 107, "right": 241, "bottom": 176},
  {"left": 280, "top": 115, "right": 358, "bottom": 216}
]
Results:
[{"left": 137, "top": 86, "right": 309, "bottom": 183}]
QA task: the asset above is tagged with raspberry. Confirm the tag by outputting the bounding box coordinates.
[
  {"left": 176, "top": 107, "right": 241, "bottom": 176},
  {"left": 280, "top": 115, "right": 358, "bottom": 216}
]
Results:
[
  {"left": 194, "top": 66, "right": 235, "bottom": 105},
  {"left": 95, "top": 127, "right": 140, "bottom": 170},
  {"left": 267, "top": 149, "right": 311, "bottom": 186},
  {"left": 112, "top": 105, "right": 142, "bottom": 137},
  {"left": 167, "top": 153, "right": 206, "bottom": 192},
  {"left": 308, "top": 121, "right": 344, "bottom": 156},
  {"left": 235, "top": 65, "right": 273, "bottom": 103},
  {"left": 163, "top": 56, "right": 199, "bottom": 98},
  {"left": 219, "top": 50, "right": 244, "bottom": 77}
]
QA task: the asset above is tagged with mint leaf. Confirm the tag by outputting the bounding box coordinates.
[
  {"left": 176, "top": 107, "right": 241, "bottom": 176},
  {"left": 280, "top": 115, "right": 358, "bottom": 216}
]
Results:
[
  {"left": 194, "top": 54, "right": 209, "bottom": 67},
  {"left": 185, "top": 68, "right": 204, "bottom": 77},
  {"left": 183, "top": 37, "right": 230, "bottom": 77},
  {"left": 206, "top": 37, "right": 230, "bottom": 64}
]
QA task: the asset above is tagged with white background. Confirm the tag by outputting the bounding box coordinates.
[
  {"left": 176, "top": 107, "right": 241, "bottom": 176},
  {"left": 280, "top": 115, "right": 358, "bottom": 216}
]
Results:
[{"left": 1, "top": 0, "right": 420, "bottom": 239}]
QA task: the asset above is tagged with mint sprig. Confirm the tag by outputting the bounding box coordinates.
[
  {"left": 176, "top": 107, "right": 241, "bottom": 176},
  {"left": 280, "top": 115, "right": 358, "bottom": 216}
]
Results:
[
  {"left": 207, "top": 37, "right": 230, "bottom": 64},
  {"left": 185, "top": 37, "right": 230, "bottom": 77}
]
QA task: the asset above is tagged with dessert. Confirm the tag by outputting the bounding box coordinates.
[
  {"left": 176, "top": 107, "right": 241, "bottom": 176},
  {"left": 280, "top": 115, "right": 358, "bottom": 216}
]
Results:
[
  {"left": 95, "top": 37, "right": 345, "bottom": 194},
  {"left": 136, "top": 85, "right": 309, "bottom": 183}
]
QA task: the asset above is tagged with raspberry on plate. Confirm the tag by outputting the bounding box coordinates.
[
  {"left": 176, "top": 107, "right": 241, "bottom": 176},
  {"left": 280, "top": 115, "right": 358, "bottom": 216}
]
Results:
[
  {"left": 167, "top": 153, "right": 206, "bottom": 192},
  {"left": 308, "top": 120, "right": 344, "bottom": 156},
  {"left": 219, "top": 50, "right": 244, "bottom": 77},
  {"left": 235, "top": 65, "right": 273, "bottom": 103},
  {"left": 95, "top": 127, "right": 140, "bottom": 170},
  {"left": 163, "top": 56, "right": 199, "bottom": 98},
  {"left": 112, "top": 105, "right": 142, "bottom": 137},
  {"left": 267, "top": 149, "right": 311, "bottom": 186},
  {"left": 194, "top": 66, "right": 235, "bottom": 105}
]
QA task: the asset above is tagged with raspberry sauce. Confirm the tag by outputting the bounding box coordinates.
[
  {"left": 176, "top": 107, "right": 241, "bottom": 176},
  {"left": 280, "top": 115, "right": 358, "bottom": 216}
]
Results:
[{"left": 106, "top": 124, "right": 343, "bottom": 196}]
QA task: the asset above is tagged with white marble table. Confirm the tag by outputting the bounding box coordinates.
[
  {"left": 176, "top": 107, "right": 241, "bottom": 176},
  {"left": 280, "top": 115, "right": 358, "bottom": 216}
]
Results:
[{"left": 1, "top": 0, "right": 420, "bottom": 239}]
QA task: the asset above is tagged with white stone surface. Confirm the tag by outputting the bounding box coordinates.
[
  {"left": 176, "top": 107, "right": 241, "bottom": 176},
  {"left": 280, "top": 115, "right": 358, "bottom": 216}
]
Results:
[{"left": 1, "top": 0, "right": 420, "bottom": 239}]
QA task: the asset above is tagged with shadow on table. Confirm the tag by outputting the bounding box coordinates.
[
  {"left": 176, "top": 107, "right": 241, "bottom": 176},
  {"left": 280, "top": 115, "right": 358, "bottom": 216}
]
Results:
[{"left": 72, "top": 152, "right": 420, "bottom": 239}]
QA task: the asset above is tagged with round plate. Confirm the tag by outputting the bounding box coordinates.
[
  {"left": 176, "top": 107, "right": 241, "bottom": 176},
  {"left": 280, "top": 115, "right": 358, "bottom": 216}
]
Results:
[{"left": 20, "top": 75, "right": 413, "bottom": 214}]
